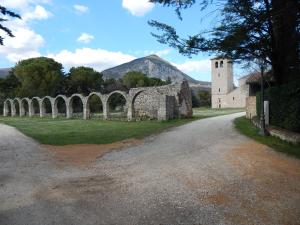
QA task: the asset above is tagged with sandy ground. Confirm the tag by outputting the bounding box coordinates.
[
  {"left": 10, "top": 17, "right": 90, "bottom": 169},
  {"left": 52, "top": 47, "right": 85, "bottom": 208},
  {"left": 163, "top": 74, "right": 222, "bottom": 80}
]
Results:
[
  {"left": 43, "top": 139, "right": 141, "bottom": 166},
  {"left": 0, "top": 112, "right": 299, "bottom": 225}
]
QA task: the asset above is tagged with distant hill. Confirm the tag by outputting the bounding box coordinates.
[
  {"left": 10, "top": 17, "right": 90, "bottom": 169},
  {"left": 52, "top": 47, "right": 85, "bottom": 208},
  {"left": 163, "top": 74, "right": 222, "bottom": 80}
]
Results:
[
  {"left": 0, "top": 68, "right": 11, "bottom": 78},
  {"left": 101, "top": 55, "right": 211, "bottom": 86}
]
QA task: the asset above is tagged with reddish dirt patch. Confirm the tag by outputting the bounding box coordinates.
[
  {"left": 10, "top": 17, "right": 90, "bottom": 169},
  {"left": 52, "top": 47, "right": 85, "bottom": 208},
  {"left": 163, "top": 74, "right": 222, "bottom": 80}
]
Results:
[
  {"left": 176, "top": 141, "right": 300, "bottom": 224},
  {"left": 42, "top": 139, "right": 141, "bottom": 167}
]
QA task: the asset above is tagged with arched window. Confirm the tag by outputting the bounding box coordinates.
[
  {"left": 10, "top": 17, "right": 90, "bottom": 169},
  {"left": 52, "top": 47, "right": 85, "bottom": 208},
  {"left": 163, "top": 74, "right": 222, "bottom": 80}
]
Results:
[
  {"left": 215, "top": 61, "right": 218, "bottom": 68},
  {"left": 220, "top": 61, "right": 224, "bottom": 68},
  {"left": 219, "top": 88, "right": 220, "bottom": 92}
]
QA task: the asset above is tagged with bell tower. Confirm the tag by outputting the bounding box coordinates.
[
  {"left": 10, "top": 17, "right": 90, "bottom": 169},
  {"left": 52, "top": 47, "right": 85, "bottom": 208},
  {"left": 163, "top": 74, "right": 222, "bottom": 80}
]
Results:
[{"left": 211, "top": 57, "right": 234, "bottom": 108}]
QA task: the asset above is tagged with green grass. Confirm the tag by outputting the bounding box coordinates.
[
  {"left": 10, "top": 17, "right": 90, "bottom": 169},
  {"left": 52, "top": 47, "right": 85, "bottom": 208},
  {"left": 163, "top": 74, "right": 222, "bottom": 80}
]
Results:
[
  {"left": 0, "top": 107, "right": 244, "bottom": 146},
  {"left": 193, "top": 107, "right": 244, "bottom": 117},
  {"left": 234, "top": 116, "right": 300, "bottom": 159}
]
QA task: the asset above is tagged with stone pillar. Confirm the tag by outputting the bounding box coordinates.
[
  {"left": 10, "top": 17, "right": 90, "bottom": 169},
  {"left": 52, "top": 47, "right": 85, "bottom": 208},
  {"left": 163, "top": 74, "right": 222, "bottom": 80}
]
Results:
[
  {"left": 11, "top": 103, "right": 16, "bottom": 117},
  {"left": 52, "top": 101, "right": 58, "bottom": 119},
  {"left": 264, "top": 100, "right": 269, "bottom": 125},
  {"left": 28, "top": 100, "right": 33, "bottom": 117},
  {"left": 41, "top": 102, "right": 46, "bottom": 118},
  {"left": 127, "top": 102, "right": 133, "bottom": 121},
  {"left": 83, "top": 100, "right": 88, "bottom": 120},
  {"left": 3, "top": 103, "right": 7, "bottom": 117},
  {"left": 20, "top": 102, "right": 25, "bottom": 117},
  {"left": 102, "top": 96, "right": 109, "bottom": 120},
  {"left": 38, "top": 101, "right": 43, "bottom": 118}
]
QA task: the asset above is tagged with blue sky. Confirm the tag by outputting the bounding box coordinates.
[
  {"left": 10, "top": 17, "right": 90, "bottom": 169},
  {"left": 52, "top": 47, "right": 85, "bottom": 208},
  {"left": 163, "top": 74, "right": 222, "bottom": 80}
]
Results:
[{"left": 0, "top": 0, "right": 245, "bottom": 82}]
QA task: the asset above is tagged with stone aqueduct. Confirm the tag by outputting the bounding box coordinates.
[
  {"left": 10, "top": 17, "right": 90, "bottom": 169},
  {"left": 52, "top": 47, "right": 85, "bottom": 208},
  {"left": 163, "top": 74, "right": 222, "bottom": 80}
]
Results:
[{"left": 3, "top": 81, "right": 193, "bottom": 121}]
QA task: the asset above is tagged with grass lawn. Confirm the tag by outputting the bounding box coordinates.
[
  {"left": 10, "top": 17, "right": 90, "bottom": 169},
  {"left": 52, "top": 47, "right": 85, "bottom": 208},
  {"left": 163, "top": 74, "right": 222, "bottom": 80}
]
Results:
[
  {"left": 234, "top": 116, "right": 300, "bottom": 159},
  {"left": 0, "top": 107, "right": 244, "bottom": 146}
]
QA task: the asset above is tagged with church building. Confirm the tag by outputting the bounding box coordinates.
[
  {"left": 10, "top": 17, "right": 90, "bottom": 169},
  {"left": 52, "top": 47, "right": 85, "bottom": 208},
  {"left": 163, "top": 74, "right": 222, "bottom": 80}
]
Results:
[{"left": 211, "top": 57, "right": 249, "bottom": 108}]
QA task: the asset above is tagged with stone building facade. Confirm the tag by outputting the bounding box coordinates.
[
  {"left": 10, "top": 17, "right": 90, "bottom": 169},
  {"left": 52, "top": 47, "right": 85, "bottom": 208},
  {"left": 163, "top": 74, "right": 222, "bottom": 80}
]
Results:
[
  {"left": 211, "top": 57, "right": 249, "bottom": 108},
  {"left": 3, "top": 80, "right": 192, "bottom": 121}
]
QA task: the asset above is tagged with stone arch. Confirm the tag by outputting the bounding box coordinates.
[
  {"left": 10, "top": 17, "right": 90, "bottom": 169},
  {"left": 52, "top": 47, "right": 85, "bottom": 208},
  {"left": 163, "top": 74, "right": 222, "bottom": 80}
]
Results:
[
  {"left": 68, "top": 94, "right": 86, "bottom": 119},
  {"left": 41, "top": 96, "right": 54, "bottom": 118},
  {"left": 53, "top": 95, "right": 68, "bottom": 118},
  {"left": 12, "top": 98, "right": 21, "bottom": 117},
  {"left": 106, "top": 91, "right": 128, "bottom": 120},
  {"left": 3, "top": 99, "right": 13, "bottom": 116},
  {"left": 21, "top": 98, "right": 32, "bottom": 117},
  {"left": 31, "top": 97, "right": 42, "bottom": 117},
  {"left": 131, "top": 89, "right": 162, "bottom": 120},
  {"left": 86, "top": 92, "right": 104, "bottom": 119}
]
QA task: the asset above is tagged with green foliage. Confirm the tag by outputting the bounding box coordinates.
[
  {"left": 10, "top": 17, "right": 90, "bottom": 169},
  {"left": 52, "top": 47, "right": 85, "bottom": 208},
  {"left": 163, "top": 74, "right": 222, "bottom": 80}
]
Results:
[
  {"left": 234, "top": 116, "right": 300, "bottom": 159},
  {"left": 13, "top": 57, "right": 64, "bottom": 97},
  {"left": 149, "top": 0, "right": 300, "bottom": 84},
  {"left": 66, "top": 66, "right": 104, "bottom": 95},
  {"left": 198, "top": 90, "right": 211, "bottom": 106},
  {"left": 256, "top": 81, "right": 300, "bottom": 132},
  {"left": 0, "top": 5, "right": 21, "bottom": 45},
  {"left": 122, "top": 71, "right": 169, "bottom": 89}
]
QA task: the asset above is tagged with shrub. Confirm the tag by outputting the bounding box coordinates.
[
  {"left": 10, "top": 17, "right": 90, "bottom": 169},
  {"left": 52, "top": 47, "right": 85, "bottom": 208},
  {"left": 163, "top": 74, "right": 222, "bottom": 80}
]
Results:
[{"left": 256, "top": 81, "right": 300, "bottom": 132}]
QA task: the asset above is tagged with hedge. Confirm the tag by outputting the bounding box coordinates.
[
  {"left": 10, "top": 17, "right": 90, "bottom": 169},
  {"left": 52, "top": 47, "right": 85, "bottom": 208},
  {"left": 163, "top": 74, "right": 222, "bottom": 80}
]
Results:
[{"left": 256, "top": 81, "right": 300, "bottom": 132}]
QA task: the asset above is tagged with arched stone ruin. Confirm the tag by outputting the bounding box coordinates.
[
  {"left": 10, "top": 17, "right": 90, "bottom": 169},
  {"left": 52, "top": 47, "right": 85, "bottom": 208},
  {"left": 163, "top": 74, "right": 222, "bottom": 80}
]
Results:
[{"left": 3, "top": 80, "right": 192, "bottom": 121}]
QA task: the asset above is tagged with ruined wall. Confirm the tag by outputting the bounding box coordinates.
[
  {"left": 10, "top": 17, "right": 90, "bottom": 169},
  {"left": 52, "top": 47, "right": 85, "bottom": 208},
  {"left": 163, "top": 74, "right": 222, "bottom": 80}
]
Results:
[
  {"left": 3, "top": 80, "right": 193, "bottom": 121},
  {"left": 246, "top": 96, "right": 257, "bottom": 119}
]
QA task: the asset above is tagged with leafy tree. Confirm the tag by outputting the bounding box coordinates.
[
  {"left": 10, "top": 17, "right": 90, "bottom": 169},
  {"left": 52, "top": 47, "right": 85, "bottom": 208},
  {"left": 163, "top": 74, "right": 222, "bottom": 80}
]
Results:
[
  {"left": 198, "top": 90, "right": 211, "bottom": 106},
  {"left": 149, "top": 0, "right": 300, "bottom": 84},
  {"left": 0, "top": 6, "right": 21, "bottom": 45},
  {"left": 13, "top": 57, "right": 64, "bottom": 97},
  {"left": 122, "top": 71, "right": 148, "bottom": 89},
  {"left": 66, "top": 66, "right": 104, "bottom": 95}
]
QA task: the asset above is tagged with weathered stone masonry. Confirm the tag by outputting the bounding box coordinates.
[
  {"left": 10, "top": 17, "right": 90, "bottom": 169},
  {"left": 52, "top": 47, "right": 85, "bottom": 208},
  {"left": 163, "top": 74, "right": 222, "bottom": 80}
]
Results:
[{"left": 3, "top": 80, "right": 192, "bottom": 121}]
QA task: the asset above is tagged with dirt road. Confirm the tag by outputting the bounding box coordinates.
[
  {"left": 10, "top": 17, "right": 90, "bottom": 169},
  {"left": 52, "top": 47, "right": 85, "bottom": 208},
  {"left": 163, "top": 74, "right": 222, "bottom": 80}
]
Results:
[{"left": 0, "top": 113, "right": 299, "bottom": 225}]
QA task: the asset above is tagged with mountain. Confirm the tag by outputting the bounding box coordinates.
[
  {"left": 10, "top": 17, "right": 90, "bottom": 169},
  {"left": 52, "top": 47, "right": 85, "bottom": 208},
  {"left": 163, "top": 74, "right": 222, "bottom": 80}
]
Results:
[
  {"left": 0, "top": 68, "right": 11, "bottom": 78},
  {"left": 101, "top": 55, "right": 211, "bottom": 86}
]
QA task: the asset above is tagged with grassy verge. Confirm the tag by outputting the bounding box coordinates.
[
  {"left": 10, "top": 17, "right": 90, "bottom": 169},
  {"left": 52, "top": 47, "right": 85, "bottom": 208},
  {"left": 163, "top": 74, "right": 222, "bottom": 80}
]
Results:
[
  {"left": 0, "top": 107, "right": 244, "bottom": 146},
  {"left": 234, "top": 116, "right": 300, "bottom": 159}
]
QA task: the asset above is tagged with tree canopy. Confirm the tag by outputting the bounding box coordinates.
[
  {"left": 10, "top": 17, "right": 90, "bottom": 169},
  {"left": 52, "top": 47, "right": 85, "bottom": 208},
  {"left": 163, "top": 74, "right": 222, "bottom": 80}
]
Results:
[
  {"left": 149, "top": 0, "right": 300, "bottom": 84},
  {"left": 13, "top": 57, "right": 64, "bottom": 97},
  {"left": 0, "top": 5, "right": 21, "bottom": 45},
  {"left": 66, "top": 66, "right": 104, "bottom": 95}
]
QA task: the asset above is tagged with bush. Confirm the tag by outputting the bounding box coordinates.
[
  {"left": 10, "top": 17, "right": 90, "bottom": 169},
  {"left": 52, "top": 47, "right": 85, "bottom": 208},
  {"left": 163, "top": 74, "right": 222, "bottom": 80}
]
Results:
[{"left": 256, "top": 81, "right": 300, "bottom": 132}]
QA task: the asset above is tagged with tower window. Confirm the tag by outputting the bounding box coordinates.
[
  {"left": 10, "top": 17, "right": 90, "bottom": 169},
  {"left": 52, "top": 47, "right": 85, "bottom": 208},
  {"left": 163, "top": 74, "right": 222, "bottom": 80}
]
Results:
[
  {"left": 220, "top": 61, "right": 224, "bottom": 68},
  {"left": 233, "top": 97, "right": 235, "bottom": 100},
  {"left": 218, "top": 73, "right": 220, "bottom": 77},
  {"left": 215, "top": 61, "right": 218, "bottom": 68},
  {"left": 219, "top": 88, "right": 220, "bottom": 92}
]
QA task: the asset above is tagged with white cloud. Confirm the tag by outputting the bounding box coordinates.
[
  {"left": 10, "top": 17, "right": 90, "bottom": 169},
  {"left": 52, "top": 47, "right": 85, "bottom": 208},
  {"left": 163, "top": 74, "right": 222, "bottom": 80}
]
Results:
[
  {"left": 0, "top": 1, "right": 50, "bottom": 63},
  {"left": 173, "top": 59, "right": 211, "bottom": 75},
  {"left": 23, "top": 5, "right": 52, "bottom": 21},
  {"left": 48, "top": 48, "right": 136, "bottom": 71},
  {"left": 122, "top": 0, "right": 154, "bottom": 16},
  {"left": 77, "top": 33, "right": 94, "bottom": 44},
  {"left": 73, "top": 4, "right": 89, "bottom": 14}
]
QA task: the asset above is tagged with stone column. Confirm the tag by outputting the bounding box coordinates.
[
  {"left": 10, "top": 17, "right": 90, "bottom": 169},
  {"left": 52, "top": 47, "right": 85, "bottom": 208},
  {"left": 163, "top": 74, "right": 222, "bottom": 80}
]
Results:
[
  {"left": 38, "top": 101, "right": 43, "bottom": 118},
  {"left": 102, "top": 96, "right": 109, "bottom": 120},
  {"left": 3, "top": 103, "right": 7, "bottom": 117},
  {"left": 41, "top": 102, "right": 46, "bottom": 118},
  {"left": 28, "top": 100, "right": 33, "bottom": 117},
  {"left": 20, "top": 102, "right": 25, "bottom": 117},
  {"left": 52, "top": 101, "right": 58, "bottom": 119},
  {"left": 127, "top": 100, "right": 133, "bottom": 121},
  {"left": 11, "top": 103, "right": 16, "bottom": 117},
  {"left": 264, "top": 100, "right": 269, "bottom": 125},
  {"left": 82, "top": 99, "right": 88, "bottom": 120}
]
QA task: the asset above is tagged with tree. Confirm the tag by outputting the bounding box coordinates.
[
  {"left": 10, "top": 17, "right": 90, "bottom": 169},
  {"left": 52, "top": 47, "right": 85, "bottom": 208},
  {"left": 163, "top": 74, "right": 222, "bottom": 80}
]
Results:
[
  {"left": 66, "top": 66, "right": 104, "bottom": 95},
  {"left": 198, "top": 90, "right": 211, "bottom": 106},
  {"left": 122, "top": 71, "right": 148, "bottom": 88},
  {"left": 0, "top": 6, "right": 21, "bottom": 45},
  {"left": 13, "top": 57, "right": 64, "bottom": 97},
  {"left": 149, "top": 0, "right": 300, "bottom": 84}
]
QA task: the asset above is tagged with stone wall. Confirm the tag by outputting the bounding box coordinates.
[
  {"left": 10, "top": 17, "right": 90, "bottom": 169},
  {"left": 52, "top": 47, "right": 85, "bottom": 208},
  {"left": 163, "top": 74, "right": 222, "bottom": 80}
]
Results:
[
  {"left": 246, "top": 96, "right": 257, "bottom": 119},
  {"left": 3, "top": 80, "right": 193, "bottom": 121}
]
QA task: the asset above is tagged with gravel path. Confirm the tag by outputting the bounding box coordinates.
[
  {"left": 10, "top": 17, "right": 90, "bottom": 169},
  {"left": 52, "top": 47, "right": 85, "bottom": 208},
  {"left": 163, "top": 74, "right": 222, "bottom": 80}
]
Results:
[{"left": 0, "top": 113, "right": 299, "bottom": 225}]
